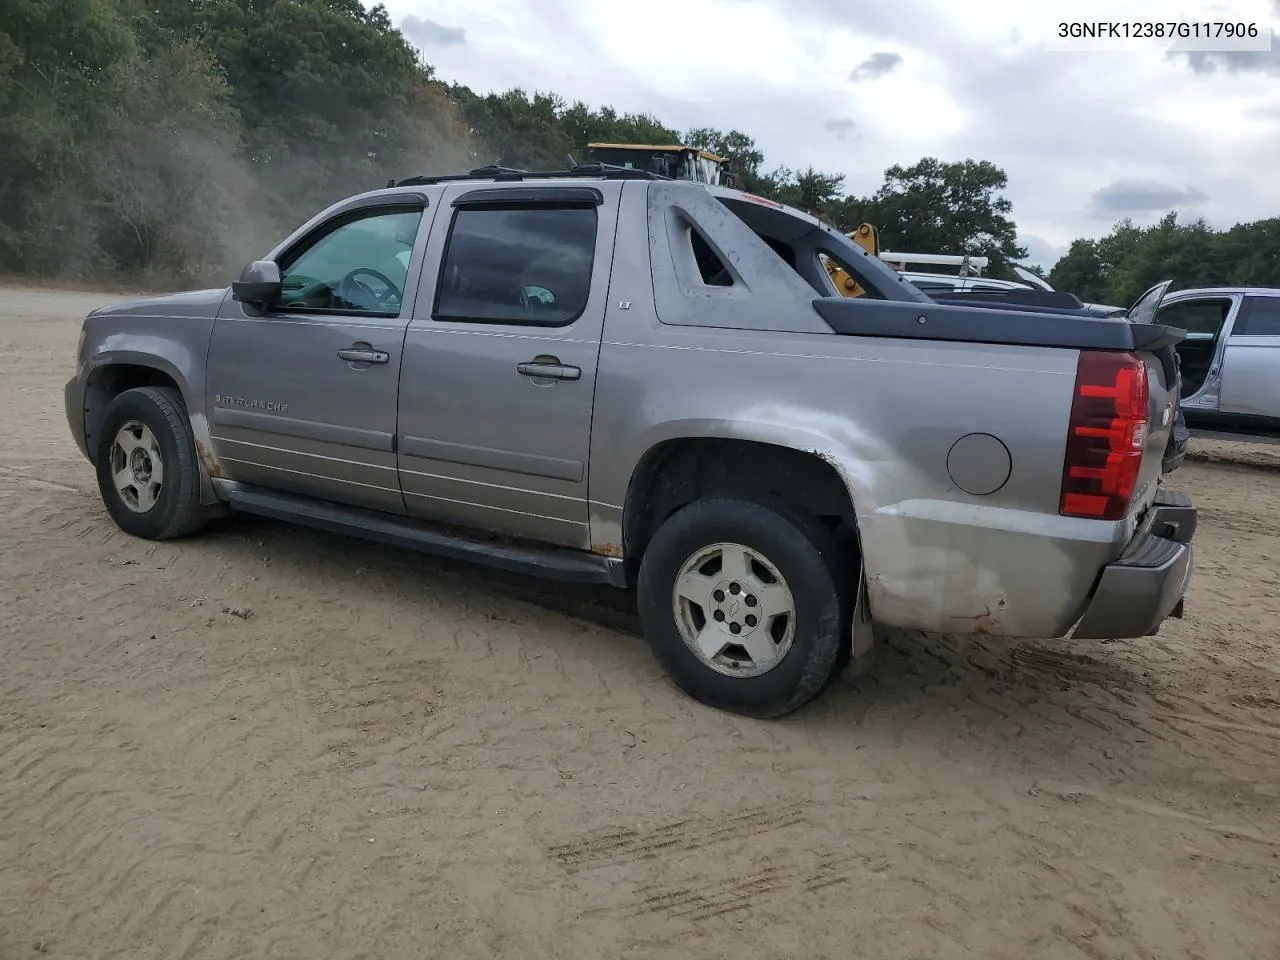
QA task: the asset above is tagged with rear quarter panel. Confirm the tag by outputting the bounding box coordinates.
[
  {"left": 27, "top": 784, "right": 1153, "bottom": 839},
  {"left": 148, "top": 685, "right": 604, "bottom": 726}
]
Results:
[{"left": 589, "top": 182, "right": 1128, "bottom": 637}]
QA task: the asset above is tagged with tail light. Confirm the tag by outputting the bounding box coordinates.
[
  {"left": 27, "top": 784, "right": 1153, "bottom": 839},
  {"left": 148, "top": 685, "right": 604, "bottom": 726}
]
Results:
[{"left": 1060, "top": 350, "right": 1150, "bottom": 521}]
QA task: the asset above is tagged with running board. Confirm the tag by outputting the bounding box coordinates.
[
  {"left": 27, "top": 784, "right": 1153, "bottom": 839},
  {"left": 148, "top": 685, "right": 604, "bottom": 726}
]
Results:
[{"left": 218, "top": 482, "right": 627, "bottom": 587}]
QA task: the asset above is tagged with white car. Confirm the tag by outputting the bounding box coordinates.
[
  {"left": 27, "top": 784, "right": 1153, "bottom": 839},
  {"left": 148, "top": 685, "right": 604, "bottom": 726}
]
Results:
[{"left": 1155, "top": 287, "right": 1280, "bottom": 429}]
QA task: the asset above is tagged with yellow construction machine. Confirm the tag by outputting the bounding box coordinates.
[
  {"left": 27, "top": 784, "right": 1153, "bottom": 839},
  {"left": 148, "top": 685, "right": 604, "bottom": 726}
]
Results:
[
  {"left": 823, "top": 222, "right": 881, "bottom": 297},
  {"left": 584, "top": 142, "right": 736, "bottom": 187}
]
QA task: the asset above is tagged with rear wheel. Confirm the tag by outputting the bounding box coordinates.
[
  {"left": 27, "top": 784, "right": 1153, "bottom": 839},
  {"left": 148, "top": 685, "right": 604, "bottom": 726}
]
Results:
[
  {"left": 636, "top": 497, "right": 851, "bottom": 718},
  {"left": 94, "top": 386, "right": 207, "bottom": 540}
]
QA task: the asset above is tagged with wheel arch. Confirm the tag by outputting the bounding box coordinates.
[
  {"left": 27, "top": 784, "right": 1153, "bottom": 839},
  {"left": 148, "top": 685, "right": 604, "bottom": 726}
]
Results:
[
  {"left": 83, "top": 355, "right": 221, "bottom": 505},
  {"left": 620, "top": 433, "right": 865, "bottom": 584}
]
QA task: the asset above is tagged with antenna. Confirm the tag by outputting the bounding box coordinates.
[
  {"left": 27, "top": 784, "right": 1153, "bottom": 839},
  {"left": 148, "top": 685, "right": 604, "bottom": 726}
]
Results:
[{"left": 565, "top": 153, "right": 578, "bottom": 170}]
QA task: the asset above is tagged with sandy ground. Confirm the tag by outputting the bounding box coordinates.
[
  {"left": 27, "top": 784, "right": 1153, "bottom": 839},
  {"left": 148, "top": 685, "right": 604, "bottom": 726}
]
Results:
[{"left": 1, "top": 286, "right": 1278, "bottom": 960}]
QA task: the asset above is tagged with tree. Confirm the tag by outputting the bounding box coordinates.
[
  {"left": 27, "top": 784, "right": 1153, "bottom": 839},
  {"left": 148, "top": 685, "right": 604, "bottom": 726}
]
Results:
[
  {"left": 0, "top": 0, "right": 141, "bottom": 271},
  {"left": 560, "top": 103, "right": 680, "bottom": 159},
  {"left": 146, "top": 0, "right": 437, "bottom": 206},
  {"left": 1048, "top": 239, "right": 1108, "bottom": 302},
  {"left": 770, "top": 167, "right": 846, "bottom": 217},
  {"left": 684, "top": 127, "right": 770, "bottom": 193},
  {"left": 861, "top": 158, "right": 1027, "bottom": 272},
  {"left": 1047, "top": 212, "right": 1280, "bottom": 306}
]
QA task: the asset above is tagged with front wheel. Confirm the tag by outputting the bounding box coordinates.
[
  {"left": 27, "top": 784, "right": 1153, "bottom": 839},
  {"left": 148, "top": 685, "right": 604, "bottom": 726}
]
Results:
[
  {"left": 94, "top": 386, "right": 207, "bottom": 540},
  {"left": 636, "top": 497, "right": 852, "bottom": 718}
]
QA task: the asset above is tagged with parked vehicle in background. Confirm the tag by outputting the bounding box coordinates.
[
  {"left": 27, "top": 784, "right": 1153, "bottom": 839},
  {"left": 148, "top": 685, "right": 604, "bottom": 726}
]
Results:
[
  {"left": 1153, "top": 287, "right": 1280, "bottom": 430},
  {"left": 64, "top": 165, "right": 1198, "bottom": 718},
  {"left": 583, "top": 142, "right": 736, "bottom": 186},
  {"left": 873, "top": 254, "right": 1128, "bottom": 319}
]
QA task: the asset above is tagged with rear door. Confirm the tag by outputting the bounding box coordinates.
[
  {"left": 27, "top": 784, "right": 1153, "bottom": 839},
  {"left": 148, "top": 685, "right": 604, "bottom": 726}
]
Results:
[
  {"left": 395, "top": 181, "right": 622, "bottom": 549},
  {"left": 1219, "top": 293, "right": 1280, "bottom": 418}
]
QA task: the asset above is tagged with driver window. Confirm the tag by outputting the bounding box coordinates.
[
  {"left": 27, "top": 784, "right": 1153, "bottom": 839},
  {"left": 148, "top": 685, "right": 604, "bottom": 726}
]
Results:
[{"left": 276, "top": 207, "right": 423, "bottom": 315}]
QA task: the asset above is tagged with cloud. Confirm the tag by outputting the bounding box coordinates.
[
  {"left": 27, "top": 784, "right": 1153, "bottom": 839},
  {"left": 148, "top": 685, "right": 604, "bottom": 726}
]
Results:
[
  {"left": 849, "top": 52, "right": 903, "bottom": 81},
  {"left": 1172, "top": 47, "right": 1280, "bottom": 75},
  {"left": 378, "top": 0, "right": 1280, "bottom": 244},
  {"left": 1247, "top": 101, "right": 1280, "bottom": 119},
  {"left": 400, "top": 15, "right": 466, "bottom": 48},
  {"left": 1169, "top": 1, "right": 1280, "bottom": 74},
  {"left": 1018, "top": 234, "right": 1069, "bottom": 270},
  {"left": 823, "top": 118, "right": 857, "bottom": 140},
  {"left": 1090, "top": 180, "right": 1209, "bottom": 216}
]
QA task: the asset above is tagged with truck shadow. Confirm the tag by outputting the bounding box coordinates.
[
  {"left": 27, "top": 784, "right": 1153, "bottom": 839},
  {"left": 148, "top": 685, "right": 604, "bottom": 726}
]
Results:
[
  {"left": 207, "top": 512, "right": 645, "bottom": 636},
  {"left": 204, "top": 513, "right": 1146, "bottom": 714},
  {"left": 192, "top": 513, "right": 1276, "bottom": 801}
]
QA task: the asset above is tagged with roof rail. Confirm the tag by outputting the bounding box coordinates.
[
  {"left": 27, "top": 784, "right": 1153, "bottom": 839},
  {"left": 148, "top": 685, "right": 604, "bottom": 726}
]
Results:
[{"left": 387, "top": 162, "right": 673, "bottom": 188}]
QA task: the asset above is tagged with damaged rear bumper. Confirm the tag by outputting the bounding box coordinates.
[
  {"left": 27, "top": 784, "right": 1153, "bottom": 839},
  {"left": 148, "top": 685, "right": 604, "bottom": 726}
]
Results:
[{"left": 1070, "top": 488, "right": 1197, "bottom": 640}]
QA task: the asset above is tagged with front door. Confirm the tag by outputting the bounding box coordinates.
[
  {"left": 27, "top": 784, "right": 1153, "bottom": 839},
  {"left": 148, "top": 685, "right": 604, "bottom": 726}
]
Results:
[
  {"left": 1152, "top": 294, "right": 1238, "bottom": 404},
  {"left": 1126, "top": 279, "right": 1173, "bottom": 325},
  {"left": 207, "top": 199, "right": 430, "bottom": 514},
  {"left": 396, "top": 182, "right": 622, "bottom": 549}
]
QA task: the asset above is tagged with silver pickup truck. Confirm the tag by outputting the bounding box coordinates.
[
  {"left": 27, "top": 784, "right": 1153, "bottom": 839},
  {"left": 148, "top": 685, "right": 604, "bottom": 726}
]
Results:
[{"left": 64, "top": 166, "right": 1199, "bottom": 717}]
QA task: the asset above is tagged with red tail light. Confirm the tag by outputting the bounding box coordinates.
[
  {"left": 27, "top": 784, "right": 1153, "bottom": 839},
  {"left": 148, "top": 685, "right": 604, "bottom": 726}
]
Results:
[{"left": 1060, "top": 350, "right": 1150, "bottom": 521}]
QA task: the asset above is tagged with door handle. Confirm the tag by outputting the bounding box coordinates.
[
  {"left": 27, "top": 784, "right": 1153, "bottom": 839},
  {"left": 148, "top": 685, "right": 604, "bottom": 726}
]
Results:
[
  {"left": 517, "top": 357, "right": 581, "bottom": 381},
  {"left": 337, "top": 345, "right": 389, "bottom": 364}
]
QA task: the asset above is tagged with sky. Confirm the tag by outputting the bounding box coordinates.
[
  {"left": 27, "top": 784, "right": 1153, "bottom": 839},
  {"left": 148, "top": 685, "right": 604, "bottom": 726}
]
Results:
[{"left": 383, "top": 0, "right": 1280, "bottom": 268}]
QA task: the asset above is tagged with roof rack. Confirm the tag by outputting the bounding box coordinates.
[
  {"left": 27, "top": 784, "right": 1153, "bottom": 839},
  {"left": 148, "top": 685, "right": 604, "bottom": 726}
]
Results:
[
  {"left": 879, "top": 251, "right": 990, "bottom": 276},
  {"left": 387, "top": 162, "right": 673, "bottom": 189}
]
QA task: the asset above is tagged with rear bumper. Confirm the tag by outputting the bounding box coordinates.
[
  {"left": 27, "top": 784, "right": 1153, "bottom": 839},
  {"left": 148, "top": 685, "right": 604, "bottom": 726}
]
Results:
[{"left": 1071, "top": 488, "right": 1197, "bottom": 640}]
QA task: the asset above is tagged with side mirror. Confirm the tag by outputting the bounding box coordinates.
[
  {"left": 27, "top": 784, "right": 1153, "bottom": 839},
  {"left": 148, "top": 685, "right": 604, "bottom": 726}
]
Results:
[{"left": 232, "top": 260, "right": 282, "bottom": 306}]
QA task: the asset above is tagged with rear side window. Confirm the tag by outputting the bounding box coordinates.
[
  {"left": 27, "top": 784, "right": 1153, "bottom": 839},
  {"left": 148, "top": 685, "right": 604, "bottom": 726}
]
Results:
[
  {"left": 1156, "top": 298, "right": 1232, "bottom": 338},
  {"left": 434, "top": 206, "right": 597, "bottom": 327},
  {"left": 1235, "top": 296, "right": 1280, "bottom": 336},
  {"left": 690, "top": 228, "right": 734, "bottom": 286}
]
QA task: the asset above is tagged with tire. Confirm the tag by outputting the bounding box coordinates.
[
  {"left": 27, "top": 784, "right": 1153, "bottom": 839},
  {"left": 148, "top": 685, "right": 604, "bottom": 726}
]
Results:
[
  {"left": 636, "top": 497, "right": 852, "bottom": 718},
  {"left": 94, "top": 385, "right": 207, "bottom": 540}
]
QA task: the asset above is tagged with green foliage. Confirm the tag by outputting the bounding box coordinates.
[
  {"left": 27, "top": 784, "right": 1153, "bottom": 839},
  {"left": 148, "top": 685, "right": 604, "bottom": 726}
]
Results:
[
  {"left": 1048, "top": 239, "right": 1108, "bottom": 302},
  {"left": 684, "top": 127, "right": 767, "bottom": 191},
  {"left": 856, "top": 158, "right": 1027, "bottom": 273},
  {"left": 1049, "top": 212, "right": 1280, "bottom": 306},
  {"left": 3, "top": 1, "right": 1275, "bottom": 295}
]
